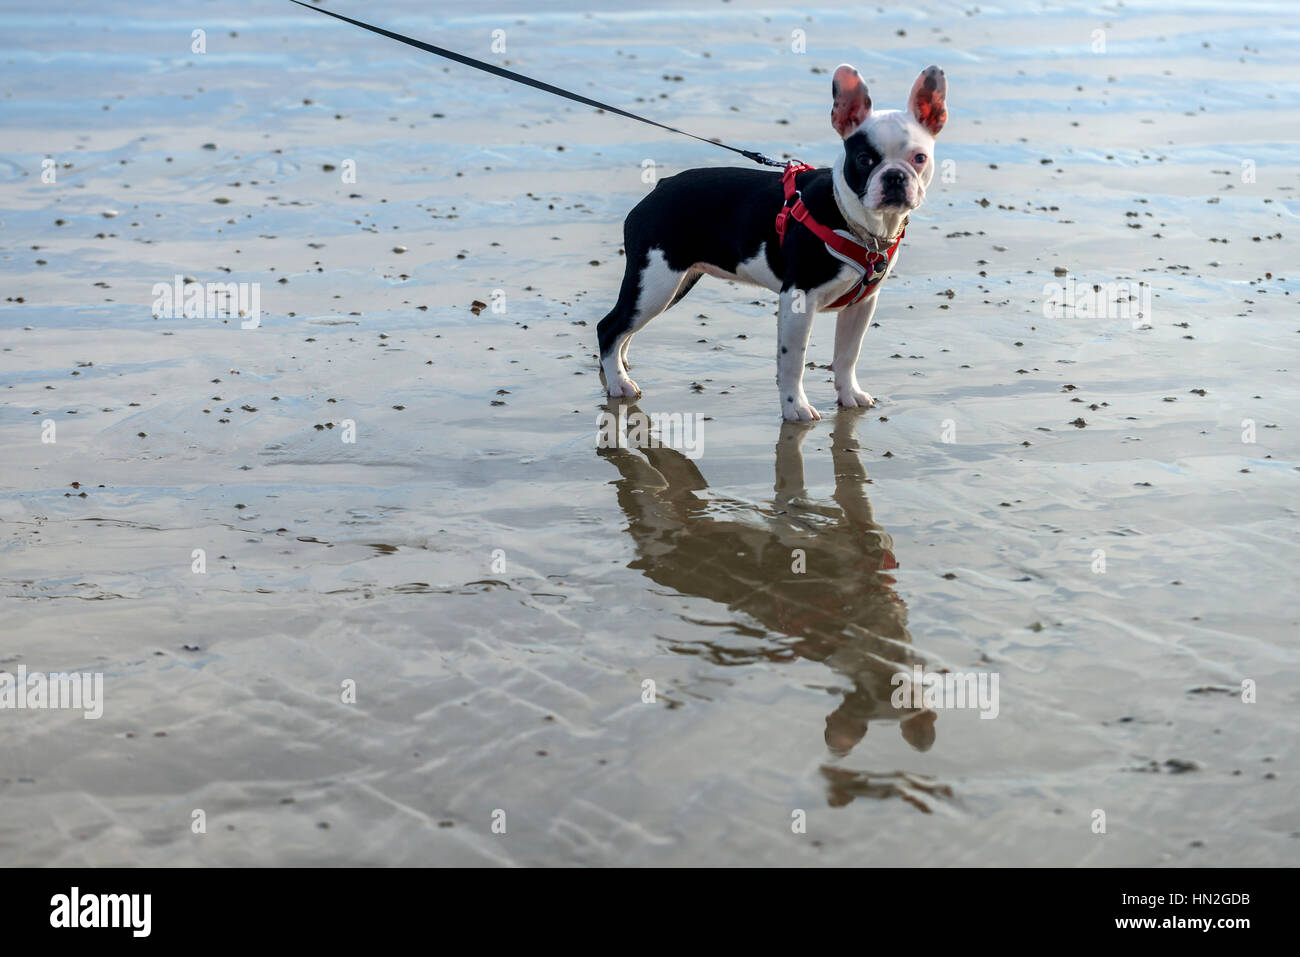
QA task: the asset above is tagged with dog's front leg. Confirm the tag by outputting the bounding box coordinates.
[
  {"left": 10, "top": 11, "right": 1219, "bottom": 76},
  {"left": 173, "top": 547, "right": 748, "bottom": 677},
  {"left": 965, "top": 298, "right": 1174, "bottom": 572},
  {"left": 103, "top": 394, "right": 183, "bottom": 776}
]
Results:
[
  {"left": 832, "top": 295, "right": 878, "bottom": 408},
  {"left": 777, "top": 288, "right": 820, "bottom": 422}
]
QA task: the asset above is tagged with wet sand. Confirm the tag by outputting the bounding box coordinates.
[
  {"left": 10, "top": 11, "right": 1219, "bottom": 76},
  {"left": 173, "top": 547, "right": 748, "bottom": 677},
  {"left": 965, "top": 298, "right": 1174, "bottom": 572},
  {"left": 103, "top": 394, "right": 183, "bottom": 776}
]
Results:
[{"left": 1, "top": 0, "right": 1297, "bottom": 865}]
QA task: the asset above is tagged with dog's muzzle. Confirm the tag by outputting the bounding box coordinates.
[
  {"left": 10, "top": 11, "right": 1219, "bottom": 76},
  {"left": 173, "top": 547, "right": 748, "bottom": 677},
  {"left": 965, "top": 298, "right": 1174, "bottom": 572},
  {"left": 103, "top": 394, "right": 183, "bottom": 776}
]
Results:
[{"left": 879, "top": 168, "right": 909, "bottom": 206}]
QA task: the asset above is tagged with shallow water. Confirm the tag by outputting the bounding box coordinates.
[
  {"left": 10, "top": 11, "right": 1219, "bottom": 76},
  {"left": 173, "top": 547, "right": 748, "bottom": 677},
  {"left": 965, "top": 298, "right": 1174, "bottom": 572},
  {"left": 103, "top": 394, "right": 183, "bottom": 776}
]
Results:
[{"left": 1, "top": 0, "right": 1297, "bottom": 865}]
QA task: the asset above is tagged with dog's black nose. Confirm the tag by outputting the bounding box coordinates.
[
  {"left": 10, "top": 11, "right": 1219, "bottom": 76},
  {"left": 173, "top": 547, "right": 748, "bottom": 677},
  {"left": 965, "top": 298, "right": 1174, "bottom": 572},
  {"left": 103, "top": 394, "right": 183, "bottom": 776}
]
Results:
[{"left": 881, "top": 169, "right": 906, "bottom": 191}]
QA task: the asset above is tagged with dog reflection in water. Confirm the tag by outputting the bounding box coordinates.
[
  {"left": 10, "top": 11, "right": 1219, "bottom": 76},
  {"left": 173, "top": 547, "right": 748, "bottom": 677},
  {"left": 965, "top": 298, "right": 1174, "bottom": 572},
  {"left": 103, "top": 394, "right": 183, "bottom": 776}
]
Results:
[{"left": 599, "top": 405, "right": 946, "bottom": 801}]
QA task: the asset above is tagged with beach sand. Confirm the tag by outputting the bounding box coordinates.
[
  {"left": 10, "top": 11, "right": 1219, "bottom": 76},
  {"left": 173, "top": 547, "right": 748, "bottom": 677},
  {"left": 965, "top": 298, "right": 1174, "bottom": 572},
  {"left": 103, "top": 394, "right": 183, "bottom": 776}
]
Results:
[{"left": 1, "top": 0, "right": 1296, "bottom": 865}]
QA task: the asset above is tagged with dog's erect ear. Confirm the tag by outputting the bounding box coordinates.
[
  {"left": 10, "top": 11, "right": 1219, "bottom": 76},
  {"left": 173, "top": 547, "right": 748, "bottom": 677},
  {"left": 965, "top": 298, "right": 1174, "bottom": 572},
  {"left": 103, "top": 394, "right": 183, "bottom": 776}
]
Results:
[
  {"left": 831, "top": 64, "right": 872, "bottom": 139},
  {"left": 908, "top": 65, "right": 948, "bottom": 136}
]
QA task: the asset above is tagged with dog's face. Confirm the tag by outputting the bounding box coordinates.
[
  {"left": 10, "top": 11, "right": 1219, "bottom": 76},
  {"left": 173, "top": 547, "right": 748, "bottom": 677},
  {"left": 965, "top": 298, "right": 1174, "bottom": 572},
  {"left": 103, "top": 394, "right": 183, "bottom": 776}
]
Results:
[{"left": 830, "top": 65, "right": 947, "bottom": 216}]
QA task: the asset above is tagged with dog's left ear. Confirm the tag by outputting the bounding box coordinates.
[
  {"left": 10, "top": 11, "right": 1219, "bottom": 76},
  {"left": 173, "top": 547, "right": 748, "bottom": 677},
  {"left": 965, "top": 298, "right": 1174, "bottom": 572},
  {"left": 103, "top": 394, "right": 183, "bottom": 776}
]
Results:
[{"left": 908, "top": 66, "right": 948, "bottom": 136}]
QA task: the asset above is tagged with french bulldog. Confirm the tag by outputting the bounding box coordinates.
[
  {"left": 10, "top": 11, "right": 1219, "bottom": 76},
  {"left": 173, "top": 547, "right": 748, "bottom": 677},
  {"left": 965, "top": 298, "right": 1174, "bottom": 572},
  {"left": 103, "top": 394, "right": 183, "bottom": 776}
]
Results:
[{"left": 597, "top": 64, "right": 948, "bottom": 421}]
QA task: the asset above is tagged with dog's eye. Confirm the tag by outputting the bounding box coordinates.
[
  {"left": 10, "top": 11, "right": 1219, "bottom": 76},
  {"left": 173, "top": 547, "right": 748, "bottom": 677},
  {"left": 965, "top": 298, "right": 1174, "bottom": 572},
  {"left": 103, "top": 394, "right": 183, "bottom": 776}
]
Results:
[
  {"left": 855, "top": 153, "right": 874, "bottom": 168},
  {"left": 913, "top": 152, "right": 927, "bottom": 165}
]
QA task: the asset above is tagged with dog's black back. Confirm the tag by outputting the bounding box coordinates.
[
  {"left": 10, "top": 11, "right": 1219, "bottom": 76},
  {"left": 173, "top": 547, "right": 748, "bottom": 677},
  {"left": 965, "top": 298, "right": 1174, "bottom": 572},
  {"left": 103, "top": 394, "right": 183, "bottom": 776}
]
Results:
[{"left": 598, "top": 165, "right": 852, "bottom": 359}]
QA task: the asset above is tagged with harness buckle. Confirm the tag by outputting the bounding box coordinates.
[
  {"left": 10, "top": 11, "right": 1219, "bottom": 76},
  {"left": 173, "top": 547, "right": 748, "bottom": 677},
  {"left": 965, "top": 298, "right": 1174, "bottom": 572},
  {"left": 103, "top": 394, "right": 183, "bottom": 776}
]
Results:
[{"left": 775, "top": 190, "right": 803, "bottom": 244}]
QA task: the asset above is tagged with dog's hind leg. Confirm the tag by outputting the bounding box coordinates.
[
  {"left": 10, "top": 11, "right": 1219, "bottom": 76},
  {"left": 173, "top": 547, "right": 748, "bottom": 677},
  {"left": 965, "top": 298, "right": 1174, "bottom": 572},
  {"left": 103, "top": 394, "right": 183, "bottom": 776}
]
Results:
[
  {"left": 598, "top": 249, "right": 699, "bottom": 398},
  {"left": 620, "top": 270, "right": 700, "bottom": 370}
]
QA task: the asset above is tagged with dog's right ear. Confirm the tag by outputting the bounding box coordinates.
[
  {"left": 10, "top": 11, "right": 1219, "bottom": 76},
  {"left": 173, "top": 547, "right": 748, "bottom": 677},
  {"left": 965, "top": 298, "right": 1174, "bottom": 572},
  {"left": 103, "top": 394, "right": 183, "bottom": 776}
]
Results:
[{"left": 831, "top": 64, "right": 872, "bottom": 139}]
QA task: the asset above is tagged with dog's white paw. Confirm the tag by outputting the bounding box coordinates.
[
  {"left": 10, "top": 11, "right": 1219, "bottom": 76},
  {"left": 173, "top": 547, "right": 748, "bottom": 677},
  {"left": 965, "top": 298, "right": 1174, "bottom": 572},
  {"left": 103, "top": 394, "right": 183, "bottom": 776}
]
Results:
[
  {"left": 783, "top": 397, "right": 822, "bottom": 422},
  {"left": 836, "top": 386, "right": 875, "bottom": 408},
  {"left": 606, "top": 375, "right": 641, "bottom": 398}
]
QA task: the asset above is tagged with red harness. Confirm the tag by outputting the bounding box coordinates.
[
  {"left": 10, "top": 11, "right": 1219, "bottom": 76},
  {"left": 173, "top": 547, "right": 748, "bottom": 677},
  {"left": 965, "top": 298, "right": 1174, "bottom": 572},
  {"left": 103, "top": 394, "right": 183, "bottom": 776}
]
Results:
[{"left": 773, "top": 161, "right": 904, "bottom": 310}]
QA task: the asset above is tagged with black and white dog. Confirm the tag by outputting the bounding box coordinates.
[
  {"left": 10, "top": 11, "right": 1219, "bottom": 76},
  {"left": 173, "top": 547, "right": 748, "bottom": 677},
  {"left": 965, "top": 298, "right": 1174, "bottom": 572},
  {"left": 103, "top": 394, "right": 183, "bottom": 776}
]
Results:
[{"left": 597, "top": 64, "right": 948, "bottom": 421}]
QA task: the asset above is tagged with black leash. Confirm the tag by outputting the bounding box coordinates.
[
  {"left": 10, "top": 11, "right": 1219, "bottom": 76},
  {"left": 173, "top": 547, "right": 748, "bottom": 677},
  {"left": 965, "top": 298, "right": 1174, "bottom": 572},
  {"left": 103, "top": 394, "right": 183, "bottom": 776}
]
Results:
[{"left": 288, "top": 0, "right": 786, "bottom": 169}]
